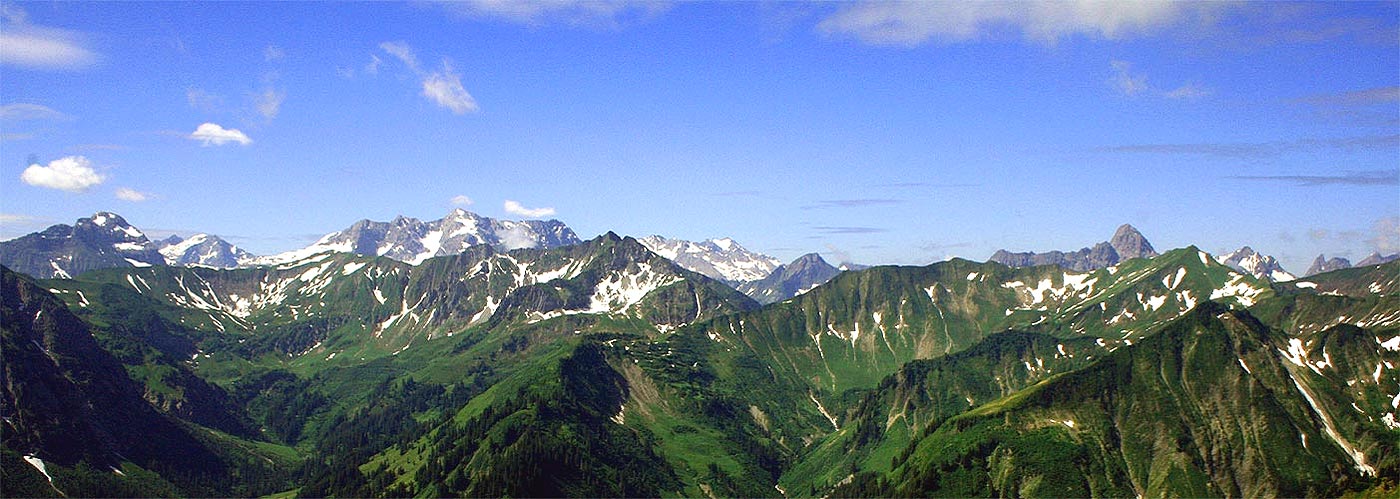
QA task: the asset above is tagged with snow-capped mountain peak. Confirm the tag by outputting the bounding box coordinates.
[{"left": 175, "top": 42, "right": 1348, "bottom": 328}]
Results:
[
  {"left": 158, "top": 233, "right": 256, "bottom": 268},
  {"left": 637, "top": 235, "right": 782, "bottom": 284},
  {"left": 254, "top": 209, "right": 581, "bottom": 266},
  {"left": 1217, "top": 246, "right": 1296, "bottom": 282}
]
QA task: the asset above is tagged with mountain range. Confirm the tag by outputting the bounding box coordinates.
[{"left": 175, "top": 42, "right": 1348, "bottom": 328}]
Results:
[
  {"left": 1308, "top": 253, "right": 1400, "bottom": 277},
  {"left": 0, "top": 211, "right": 852, "bottom": 304},
  {"left": 3, "top": 212, "right": 1397, "bottom": 497},
  {"left": 989, "top": 224, "right": 1159, "bottom": 272}
]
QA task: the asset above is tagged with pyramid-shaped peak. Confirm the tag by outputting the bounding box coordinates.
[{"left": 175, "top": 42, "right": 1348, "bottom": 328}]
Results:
[{"left": 1110, "top": 224, "right": 1157, "bottom": 260}]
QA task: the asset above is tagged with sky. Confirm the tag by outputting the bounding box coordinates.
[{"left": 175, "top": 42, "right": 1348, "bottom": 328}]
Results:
[{"left": 2, "top": 1, "right": 1397, "bottom": 275}]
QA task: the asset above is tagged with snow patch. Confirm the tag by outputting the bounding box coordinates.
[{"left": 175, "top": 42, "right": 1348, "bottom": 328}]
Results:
[
  {"left": 341, "top": 262, "right": 367, "bottom": 275},
  {"left": 22, "top": 455, "right": 62, "bottom": 495},
  {"left": 124, "top": 258, "right": 152, "bottom": 267}
]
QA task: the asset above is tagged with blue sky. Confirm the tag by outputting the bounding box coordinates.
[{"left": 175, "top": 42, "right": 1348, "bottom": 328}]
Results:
[{"left": 2, "top": 1, "right": 1397, "bottom": 274}]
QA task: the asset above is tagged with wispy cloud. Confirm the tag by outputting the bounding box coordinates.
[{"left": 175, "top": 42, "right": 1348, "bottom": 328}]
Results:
[
  {"left": 813, "top": 226, "right": 888, "bottom": 234},
  {"left": 1096, "top": 134, "right": 1399, "bottom": 159},
  {"left": 189, "top": 123, "right": 252, "bottom": 146},
  {"left": 1164, "top": 83, "right": 1211, "bottom": 100},
  {"left": 1298, "top": 86, "right": 1400, "bottom": 106},
  {"left": 433, "top": 0, "right": 669, "bottom": 28},
  {"left": 20, "top": 155, "right": 104, "bottom": 192},
  {"left": 264, "top": 45, "right": 284, "bottom": 62},
  {"left": 0, "top": 213, "right": 51, "bottom": 225},
  {"left": 379, "top": 41, "right": 420, "bottom": 72},
  {"left": 0, "top": 213, "right": 54, "bottom": 240},
  {"left": 450, "top": 194, "right": 474, "bottom": 206},
  {"left": 422, "top": 63, "right": 478, "bottom": 114},
  {"left": 710, "top": 190, "right": 765, "bottom": 198},
  {"left": 0, "top": 103, "right": 70, "bottom": 121},
  {"left": 1109, "top": 60, "right": 1147, "bottom": 96},
  {"left": 817, "top": 1, "right": 1211, "bottom": 46},
  {"left": 253, "top": 87, "right": 285, "bottom": 119},
  {"left": 186, "top": 87, "right": 223, "bottom": 111},
  {"left": 115, "top": 187, "right": 151, "bottom": 202},
  {"left": 1227, "top": 169, "right": 1398, "bottom": 187},
  {"left": 1373, "top": 217, "right": 1400, "bottom": 254},
  {"left": 802, "top": 199, "right": 902, "bottom": 210},
  {"left": 1109, "top": 60, "right": 1210, "bottom": 99},
  {"left": 0, "top": 6, "right": 99, "bottom": 71},
  {"left": 875, "top": 181, "right": 980, "bottom": 189},
  {"left": 374, "top": 41, "right": 479, "bottom": 114},
  {"left": 504, "top": 200, "right": 556, "bottom": 218}
]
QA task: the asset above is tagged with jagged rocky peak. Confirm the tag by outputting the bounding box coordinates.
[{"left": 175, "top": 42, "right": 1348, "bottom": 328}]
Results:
[
  {"left": 1306, "top": 255, "right": 1352, "bottom": 276},
  {"left": 1217, "top": 246, "right": 1296, "bottom": 282},
  {"left": 1356, "top": 252, "right": 1400, "bottom": 267},
  {"left": 1110, "top": 224, "right": 1158, "bottom": 260}
]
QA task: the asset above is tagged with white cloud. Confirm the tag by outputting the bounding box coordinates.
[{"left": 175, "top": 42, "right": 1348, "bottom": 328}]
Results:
[
  {"left": 423, "top": 65, "right": 479, "bottom": 114},
  {"left": 189, "top": 122, "right": 252, "bottom": 146},
  {"left": 504, "top": 200, "right": 556, "bottom": 218},
  {"left": 0, "top": 103, "right": 69, "bottom": 121},
  {"left": 498, "top": 224, "right": 539, "bottom": 250},
  {"left": 1109, "top": 60, "right": 1147, "bottom": 96},
  {"left": 0, "top": 6, "right": 98, "bottom": 71},
  {"left": 20, "top": 155, "right": 104, "bottom": 192},
  {"left": 379, "top": 41, "right": 420, "bottom": 72},
  {"left": 437, "top": 0, "right": 669, "bottom": 27},
  {"left": 254, "top": 87, "right": 285, "bottom": 119},
  {"left": 1164, "top": 83, "right": 1211, "bottom": 100},
  {"left": 264, "top": 45, "right": 284, "bottom": 62},
  {"left": 115, "top": 187, "right": 150, "bottom": 202},
  {"left": 450, "top": 195, "right": 475, "bottom": 206},
  {"left": 818, "top": 1, "right": 1203, "bottom": 46}
]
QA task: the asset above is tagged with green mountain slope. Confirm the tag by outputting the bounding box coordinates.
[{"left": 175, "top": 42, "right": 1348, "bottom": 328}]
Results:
[
  {"left": 0, "top": 266, "right": 298, "bottom": 497},
  {"left": 832, "top": 302, "right": 1396, "bottom": 498}
]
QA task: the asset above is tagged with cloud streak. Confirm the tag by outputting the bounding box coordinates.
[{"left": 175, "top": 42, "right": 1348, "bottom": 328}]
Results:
[
  {"left": 1298, "top": 86, "right": 1400, "bottom": 106},
  {"left": 434, "top": 0, "right": 669, "bottom": 28},
  {"left": 1227, "top": 169, "right": 1398, "bottom": 187},
  {"left": 1096, "top": 134, "right": 1399, "bottom": 159},
  {"left": 0, "top": 103, "right": 70, "bottom": 121},
  {"left": 0, "top": 9, "right": 99, "bottom": 71},
  {"left": 813, "top": 226, "right": 888, "bottom": 235},
  {"left": 504, "top": 200, "right": 556, "bottom": 218},
  {"left": 115, "top": 187, "right": 151, "bottom": 202},
  {"left": 817, "top": 1, "right": 1210, "bottom": 46},
  {"left": 20, "top": 156, "right": 104, "bottom": 192},
  {"left": 802, "top": 199, "right": 902, "bottom": 210}
]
